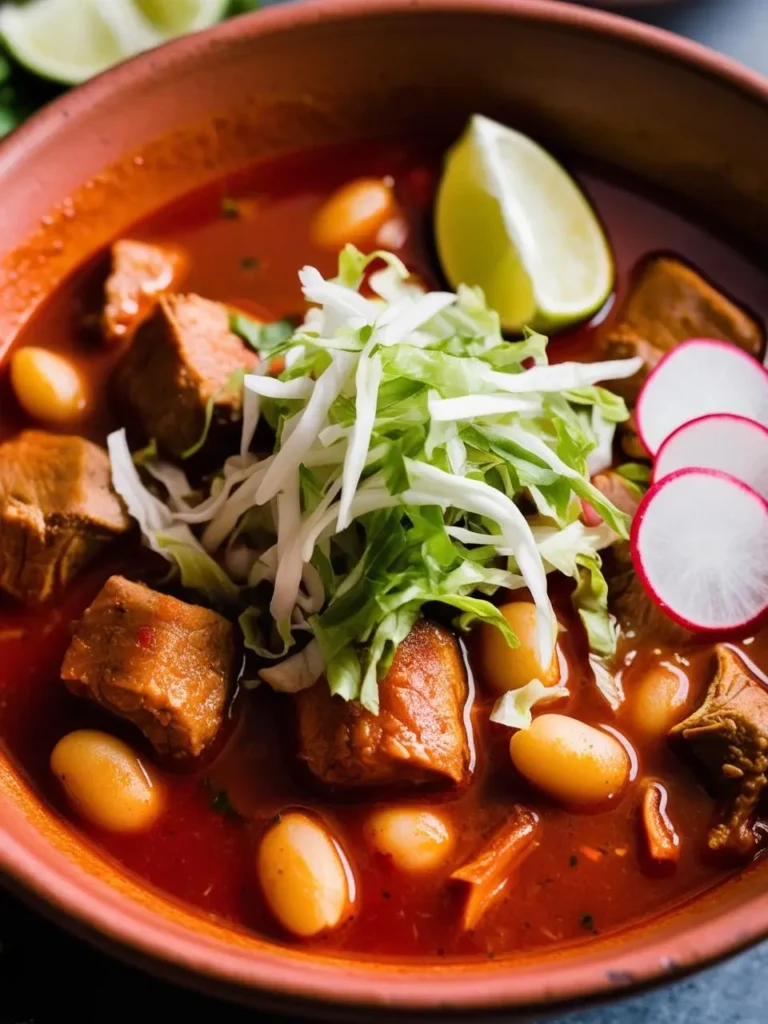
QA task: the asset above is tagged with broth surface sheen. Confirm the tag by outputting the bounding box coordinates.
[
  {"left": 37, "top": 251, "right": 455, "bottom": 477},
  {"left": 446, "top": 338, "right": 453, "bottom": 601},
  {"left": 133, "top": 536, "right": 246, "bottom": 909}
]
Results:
[{"left": 0, "top": 140, "right": 766, "bottom": 962}]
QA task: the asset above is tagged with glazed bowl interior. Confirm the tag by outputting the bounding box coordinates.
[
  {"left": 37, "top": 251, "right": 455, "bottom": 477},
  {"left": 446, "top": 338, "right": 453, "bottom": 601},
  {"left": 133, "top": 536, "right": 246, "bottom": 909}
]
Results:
[{"left": 1, "top": 1, "right": 767, "bottom": 1018}]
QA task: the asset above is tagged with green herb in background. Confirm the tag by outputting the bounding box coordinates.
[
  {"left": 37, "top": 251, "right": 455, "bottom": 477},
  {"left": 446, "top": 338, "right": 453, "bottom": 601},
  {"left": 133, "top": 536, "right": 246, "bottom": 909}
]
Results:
[
  {"left": 0, "top": 50, "right": 64, "bottom": 138},
  {"left": 0, "top": 0, "right": 262, "bottom": 140},
  {"left": 220, "top": 196, "right": 242, "bottom": 219},
  {"left": 201, "top": 777, "right": 238, "bottom": 816},
  {"left": 227, "top": 0, "right": 262, "bottom": 13},
  {"left": 231, "top": 312, "right": 295, "bottom": 354},
  {"left": 0, "top": 53, "right": 17, "bottom": 135}
]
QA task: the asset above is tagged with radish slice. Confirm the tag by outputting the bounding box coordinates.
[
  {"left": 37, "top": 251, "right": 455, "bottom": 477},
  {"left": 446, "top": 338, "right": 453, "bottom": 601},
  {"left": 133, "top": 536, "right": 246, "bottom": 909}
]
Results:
[
  {"left": 636, "top": 339, "right": 768, "bottom": 455},
  {"left": 631, "top": 468, "right": 768, "bottom": 632},
  {"left": 655, "top": 414, "right": 768, "bottom": 501}
]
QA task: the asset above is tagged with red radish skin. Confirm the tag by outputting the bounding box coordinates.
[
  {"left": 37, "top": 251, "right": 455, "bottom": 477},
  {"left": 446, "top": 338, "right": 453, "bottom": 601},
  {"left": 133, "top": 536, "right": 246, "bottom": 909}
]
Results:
[
  {"left": 635, "top": 338, "right": 768, "bottom": 455},
  {"left": 580, "top": 499, "right": 603, "bottom": 527},
  {"left": 631, "top": 467, "right": 768, "bottom": 634},
  {"left": 653, "top": 413, "right": 768, "bottom": 500}
]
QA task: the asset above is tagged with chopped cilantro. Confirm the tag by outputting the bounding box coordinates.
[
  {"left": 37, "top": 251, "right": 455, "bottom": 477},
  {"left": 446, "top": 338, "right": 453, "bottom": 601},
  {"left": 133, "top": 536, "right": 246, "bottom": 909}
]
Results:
[
  {"left": 569, "top": 854, "right": 578, "bottom": 868},
  {"left": 211, "top": 789, "right": 233, "bottom": 814},
  {"left": 202, "top": 778, "right": 235, "bottom": 816},
  {"left": 230, "top": 312, "right": 294, "bottom": 355},
  {"left": 221, "top": 197, "right": 241, "bottom": 219},
  {"left": 580, "top": 913, "right": 596, "bottom": 933},
  {"left": 271, "top": 812, "right": 282, "bottom": 826},
  {"left": 240, "top": 256, "right": 260, "bottom": 272}
]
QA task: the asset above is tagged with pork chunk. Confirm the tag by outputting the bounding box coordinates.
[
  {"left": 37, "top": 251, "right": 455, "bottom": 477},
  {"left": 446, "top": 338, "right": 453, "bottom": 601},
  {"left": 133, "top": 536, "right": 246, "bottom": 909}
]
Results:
[
  {"left": 602, "top": 257, "right": 764, "bottom": 402},
  {"left": 113, "top": 293, "right": 258, "bottom": 458},
  {"left": 0, "top": 431, "right": 130, "bottom": 605},
  {"left": 671, "top": 645, "right": 768, "bottom": 853},
  {"left": 103, "top": 239, "right": 187, "bottom": 343},
  {"left": 61, "top": 575, "right": 235, "bottom": 758},
  {"left": 296, "top": 620, "right": 471, "bottom": 787}
]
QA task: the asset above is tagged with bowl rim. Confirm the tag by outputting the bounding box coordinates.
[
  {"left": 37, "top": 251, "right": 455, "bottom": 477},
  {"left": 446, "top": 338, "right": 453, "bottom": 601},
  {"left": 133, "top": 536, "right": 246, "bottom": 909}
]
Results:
[
  {"left": 2, "top": 0, "right": 768, "bottom": 1015},
  {"left": 5, "top": 0, "right": 768, "bottom": 182}
]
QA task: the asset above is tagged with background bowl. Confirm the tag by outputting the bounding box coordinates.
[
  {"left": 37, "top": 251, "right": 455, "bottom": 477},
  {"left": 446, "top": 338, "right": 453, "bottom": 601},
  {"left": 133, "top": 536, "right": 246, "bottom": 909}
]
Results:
[{"left": 1, "top": 0, "right": 767, "bottom": 1018}]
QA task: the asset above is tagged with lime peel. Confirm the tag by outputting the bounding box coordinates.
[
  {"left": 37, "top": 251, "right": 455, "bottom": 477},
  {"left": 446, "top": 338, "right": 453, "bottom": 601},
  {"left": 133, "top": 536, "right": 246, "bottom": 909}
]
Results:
[
  {"left": 436, "top": 114, "right": 614, "bottom": 332},
  {"left": 0, "top": 0, "right": 230, "bottom": 85}
]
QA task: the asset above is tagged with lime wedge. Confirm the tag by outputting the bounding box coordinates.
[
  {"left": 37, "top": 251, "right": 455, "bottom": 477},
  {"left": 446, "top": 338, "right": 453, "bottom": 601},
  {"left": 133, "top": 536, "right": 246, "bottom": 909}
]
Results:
[
  {"left": 135, "top": 0, "right": 229, "bottom": 34},
  {"left": 435, "top": 114, "right": 614, "bottom": 332},
  {"left": 0, "top": 0, "right": 229, "bottom": 85}
]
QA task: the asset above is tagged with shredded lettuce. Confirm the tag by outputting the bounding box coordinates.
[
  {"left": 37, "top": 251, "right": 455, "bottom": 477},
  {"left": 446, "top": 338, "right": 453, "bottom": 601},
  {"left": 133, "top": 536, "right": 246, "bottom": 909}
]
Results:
[
  {"left": 490, "top": 678, "right": 570, "bottom": 730},
  {"left": 616, "top": 462, "right": 652, "bottom": 489},
  {"left": 132, "top": 438, "right": 158, "bottom": 466},
  {"left": 108, "top": 248, "right": 639, "bottom": 712},
  {"left": 585, "top": 408, "right": 616, "bottom": 475},
  {"left": 181, "top": 368, "right": 246, "bottom": 460},
  {"left": 572, "top": 552, "right": 617, "bottom": 658},
  {"left": 590, "top": 654, "right": 625, "bottom": 711},
  {"left": 257, "top": 639, "right": 325, "bottom": 693},
  {"left": 231, "top": 314, "right": 295, "bottom": 354},
  {"left": 156, "top": 534, "right": 239, "bottom": 604},
  {"left": 108, "top": 429, "right": 238, "bottom": 607},
  {"left": 532, "top": 520, "right": 617, "bottom": 655}
]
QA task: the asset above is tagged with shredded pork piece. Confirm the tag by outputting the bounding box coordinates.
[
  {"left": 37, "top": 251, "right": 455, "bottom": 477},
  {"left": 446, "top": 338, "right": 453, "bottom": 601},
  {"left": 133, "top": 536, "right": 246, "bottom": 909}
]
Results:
[
  {"left": 640, "top": 781, "right": 680, "bottom": 863},
  {"left": 671, "top": 646, "right": 768, "bottom": 853},
  {"left": 450, "top": 806, "right": 540, "bottom": 930}
]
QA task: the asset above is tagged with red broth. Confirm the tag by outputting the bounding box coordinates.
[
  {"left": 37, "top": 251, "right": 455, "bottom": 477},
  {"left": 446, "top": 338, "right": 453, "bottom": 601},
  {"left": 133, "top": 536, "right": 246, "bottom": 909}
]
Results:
[{"left": 0, "top": 140, "right": 766, "bottom": 961}]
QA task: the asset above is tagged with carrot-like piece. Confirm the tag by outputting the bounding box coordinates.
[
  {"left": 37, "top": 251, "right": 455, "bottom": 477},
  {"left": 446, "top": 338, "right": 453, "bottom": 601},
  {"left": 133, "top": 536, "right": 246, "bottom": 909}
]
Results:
[
  {"left": 579, "top": 845, "right": 604, "bottom": 863},
  {"left": 641, "top": 781, "right": 680, "bottom": 863},
  {"left": 450, "top": 806, "right": 540, "bottom": 930}
]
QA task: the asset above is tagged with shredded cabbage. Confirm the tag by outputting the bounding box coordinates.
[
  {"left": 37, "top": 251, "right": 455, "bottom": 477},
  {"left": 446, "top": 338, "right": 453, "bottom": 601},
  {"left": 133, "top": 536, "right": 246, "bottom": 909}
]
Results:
[
  {"left": 108, "top": 247, "right": 639, "bottom": 711},
  {"left": 490, "top": 678, "right": 570, "bottom": 730},
  {"left": 108, "top": 429, "right": 239, "bottom": 606}
]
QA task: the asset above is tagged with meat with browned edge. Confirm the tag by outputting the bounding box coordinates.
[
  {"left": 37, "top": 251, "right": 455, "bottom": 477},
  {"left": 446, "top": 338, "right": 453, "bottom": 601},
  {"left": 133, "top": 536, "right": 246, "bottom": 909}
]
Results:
[
  {"left": 602, "top": 256, "right": 763, "bottom": 403},
  {"left": 113, "top": 293, "right": 258, "bottom": 458},
  {"left": 593, "top": 471, "right": 693, "bottom": 645},
  {"left": 671, "top": 645, "right": 768, "bottom": 853},
  {"left": 451, "top": 806, "right": 540, "bottom": 929},
  {"left": 295, "top": 620, "right": 471, "bottom": 787},
  {"left": 103, "top": 239, "right": 187, "bottom": 343},
  {"left": 61, "top": 575, "right": 235, "bottom": 758},
  {"left": 0, "top": 431, "right": 130, "bottom": 605}
]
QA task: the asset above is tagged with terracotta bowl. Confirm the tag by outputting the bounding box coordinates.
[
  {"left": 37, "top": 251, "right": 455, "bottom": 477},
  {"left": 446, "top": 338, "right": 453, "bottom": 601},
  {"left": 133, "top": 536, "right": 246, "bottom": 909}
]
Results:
[{"left": 1, "top": 0, "right": 767, "bottom": 1018}]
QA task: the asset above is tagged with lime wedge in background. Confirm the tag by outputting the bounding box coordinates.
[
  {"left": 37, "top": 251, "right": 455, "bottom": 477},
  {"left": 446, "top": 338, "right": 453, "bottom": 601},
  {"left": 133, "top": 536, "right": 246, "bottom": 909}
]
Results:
[
  {"left": 435, "top": 114, "right": 614, "bottom": 332},
  {"left": 0, "top": 0, "right": 229, "bottom": 85},
  {"left": 135, "top": 0, "right": 230, "bottom": 34}
]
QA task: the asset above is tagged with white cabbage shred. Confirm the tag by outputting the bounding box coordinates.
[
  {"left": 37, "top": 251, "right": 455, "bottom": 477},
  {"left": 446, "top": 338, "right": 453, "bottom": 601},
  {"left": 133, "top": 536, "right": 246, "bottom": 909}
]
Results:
[
  {"left": 490, "top": 678, "right": 571, "bottom": 730},
  {"left": 108, "top": 245, "right": 639, "bottom": 714}
]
